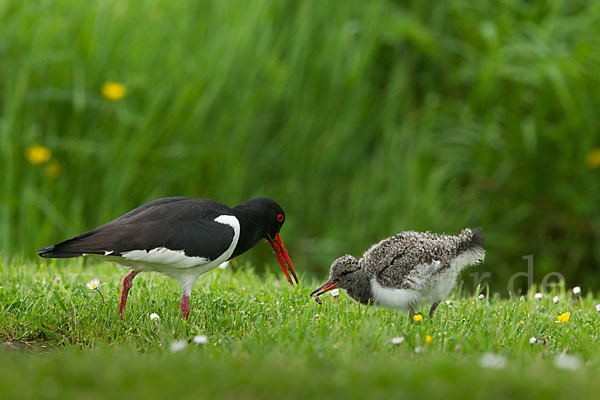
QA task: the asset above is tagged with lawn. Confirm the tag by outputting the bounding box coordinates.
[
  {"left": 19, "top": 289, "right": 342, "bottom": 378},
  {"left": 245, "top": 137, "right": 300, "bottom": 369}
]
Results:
[{"left": 1, "top": 258, "right": 600, "bottom": 399}]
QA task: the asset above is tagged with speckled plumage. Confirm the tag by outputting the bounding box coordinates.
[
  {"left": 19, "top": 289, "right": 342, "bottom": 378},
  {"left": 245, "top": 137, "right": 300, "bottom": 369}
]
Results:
[{"left": 312, "top": 228, "right": 485, "bottom": 321}]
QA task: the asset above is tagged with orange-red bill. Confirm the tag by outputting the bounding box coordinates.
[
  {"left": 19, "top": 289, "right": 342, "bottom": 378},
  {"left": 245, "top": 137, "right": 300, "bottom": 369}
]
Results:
[
  {"left": 267, "top": 232, "right": 298, "bottom": 286},
  {"left": 310, "top": 279, "right": 339, "bottom": 298}
]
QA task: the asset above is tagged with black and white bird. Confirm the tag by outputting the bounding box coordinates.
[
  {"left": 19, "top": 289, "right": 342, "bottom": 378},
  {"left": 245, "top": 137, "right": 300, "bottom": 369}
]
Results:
[
  {"left": 311, "top": 228, "right": 485, "bottom": 321},
  {"left": 38, "top": 197, "right": 298, "bottom": 320}
]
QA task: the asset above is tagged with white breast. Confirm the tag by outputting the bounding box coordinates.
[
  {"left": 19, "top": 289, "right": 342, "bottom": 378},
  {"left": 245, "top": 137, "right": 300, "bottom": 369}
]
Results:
[{"left": 370, "top": 278, "right": 421, "bottom": 310}]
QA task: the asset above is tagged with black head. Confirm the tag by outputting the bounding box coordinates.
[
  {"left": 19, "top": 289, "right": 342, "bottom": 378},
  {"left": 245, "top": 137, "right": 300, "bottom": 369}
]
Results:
[
  {"left": 236, "top": 197, "right": 286, "bottom": 238},
  {"left": 234, "top": 197, "right": 297, "bottom": 286},
  {"left": 310, "top": 254, "right": 359, "bottom": 297}
]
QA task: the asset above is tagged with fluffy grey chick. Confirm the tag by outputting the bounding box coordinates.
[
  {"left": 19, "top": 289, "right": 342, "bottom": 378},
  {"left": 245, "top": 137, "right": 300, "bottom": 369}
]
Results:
[{"left": 310, "top": 228, "right": 485, "bottom": 321}]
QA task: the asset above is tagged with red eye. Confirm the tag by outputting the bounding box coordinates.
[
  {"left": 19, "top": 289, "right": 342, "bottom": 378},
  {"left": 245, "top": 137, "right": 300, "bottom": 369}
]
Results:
[{"left": 277, "top": 213, "right": 284, "bottom": 223}]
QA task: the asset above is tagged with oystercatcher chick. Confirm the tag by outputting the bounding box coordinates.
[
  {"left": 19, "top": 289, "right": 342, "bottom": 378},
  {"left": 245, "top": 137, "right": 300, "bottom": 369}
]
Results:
[
  {"left": 38, "top": 197, "right": 298, "bottom": 320},
  {"left": 311, "top": 228, "right": 485, "bottom": 322}
]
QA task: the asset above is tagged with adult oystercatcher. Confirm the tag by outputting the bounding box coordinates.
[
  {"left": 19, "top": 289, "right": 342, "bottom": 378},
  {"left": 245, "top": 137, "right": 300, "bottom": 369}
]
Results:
[
  {"left": 38, "top": 197, "right": 297, "bottom": 319},
  {"left": 311, "top": 228, "right": 485, "bottom": 322}
]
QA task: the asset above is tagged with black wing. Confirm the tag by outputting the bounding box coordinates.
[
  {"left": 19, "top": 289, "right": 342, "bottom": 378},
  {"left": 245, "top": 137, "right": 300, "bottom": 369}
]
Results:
[{"left": 38, "top": 198, "right": 236, "bottom": 261}]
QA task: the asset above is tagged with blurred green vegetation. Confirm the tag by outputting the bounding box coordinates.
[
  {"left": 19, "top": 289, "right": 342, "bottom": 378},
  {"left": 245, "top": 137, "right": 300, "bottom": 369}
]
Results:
[{"left": 1, "top": 0, "right": 600, "bottom": 292}]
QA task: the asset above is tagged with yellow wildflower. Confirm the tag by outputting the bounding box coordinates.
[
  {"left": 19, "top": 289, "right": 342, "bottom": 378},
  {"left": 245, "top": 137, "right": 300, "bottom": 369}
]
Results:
[
  {"left": 45, "top": 161, "right": 61, "bottom": 179},
  {"left": 25, "top": 145, "right": 51, "bottom": 165},
  {"left": 413, "top": 314, "right": 423, "bottom": 323},
  {"left": 101, "top": 81, "right": 126, "bottom": 101},
  {"left": 425, "top": 334, "right": 433, "bottom": 344},
  {"left": 556, "top": 312, "right": 570, "bottom": 323},
  {"left": 586, "top": 148, "right": 600, "bottom": 169}
]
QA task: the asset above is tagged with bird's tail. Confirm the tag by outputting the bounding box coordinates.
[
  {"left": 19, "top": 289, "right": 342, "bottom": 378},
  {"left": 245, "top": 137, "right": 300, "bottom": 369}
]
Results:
[
  {"left": 454, "top": 227, "right": 485, "bottom": 266},
  {"left": 37, "top": 246, "right": 85, "bottom": 258},
  {"left": 448, "top": 227, "right": 485, "bottom": 269},
  {"left": 37, "top": 230, "right": 104, "bottom": 258},
  {"left": 469, "top": 227, "right": 485, "bottom": 249}
]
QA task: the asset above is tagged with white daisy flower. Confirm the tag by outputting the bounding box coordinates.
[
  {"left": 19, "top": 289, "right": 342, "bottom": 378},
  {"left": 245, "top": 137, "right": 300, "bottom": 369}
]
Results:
[
  {"left": 479, "top": 353, "right": 507, "bottom": 369},
  {"left": 150, "top": 313, "right": 160, "bottom": 321},
  {"left": 534, "top": 292, "right": 543, "bottom": 300},
  {"left": 193, "top": 335, "right": 208, "bottom": 345},
  {"left": 573, "top": 286, "right": 581, "bottom": 295},
  {"left": 86, "top": 278, "right": 105, "bottom": 302},
  {"left": 553, "top": 296, "right": 559, "bottom": 304},
  {"left": 478, "top": 294, "right": 485, "bottom": 300},
  {"left": 86, "top": 278, "right": 100, "bottom": 290},
  {"left": 595, "top": 304, "right": 600, "bottom": 312},
  {"left": 169, "top": 340, "right": 186, "bottom": 352},
  {"left": 529, "top": 337, "right": 537, "bottom": 344},
  {"left": 391, "top": 337, "right": 405, "bottom": 345},
  {"left": 330, "top": 289, "right": 340, "bottom": 297},
  {"left": 445, "top": 300, "right": 451, "bottom": 306}
]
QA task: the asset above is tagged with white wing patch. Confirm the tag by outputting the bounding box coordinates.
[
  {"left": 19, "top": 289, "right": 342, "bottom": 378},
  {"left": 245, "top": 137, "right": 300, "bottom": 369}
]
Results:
[{"left": 213, "top": 215, "right": 240, "bottom": 262}]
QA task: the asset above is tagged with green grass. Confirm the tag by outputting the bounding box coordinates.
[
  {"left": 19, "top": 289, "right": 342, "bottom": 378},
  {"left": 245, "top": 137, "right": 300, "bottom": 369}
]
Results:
[
  {"left": 2, "top": 258, "right": 600, "bottom": 399},
  {"left": 2, "top": 0, "right": 600, "bottom": 291}
]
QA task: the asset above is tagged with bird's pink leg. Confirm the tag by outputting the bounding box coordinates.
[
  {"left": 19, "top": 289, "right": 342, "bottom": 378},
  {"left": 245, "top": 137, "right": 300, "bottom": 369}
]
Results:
[
  {"left": 180, "top": 294, "right": 190, "bottom": 320},
  {"left": 119, "top": 270, "right": 138, "bottom": 319}
]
